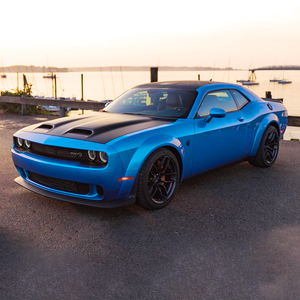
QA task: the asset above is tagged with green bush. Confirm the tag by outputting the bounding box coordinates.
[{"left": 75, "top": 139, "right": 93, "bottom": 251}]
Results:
[{"left": 0, "top": 86, "right": 39, "bottom": 114}]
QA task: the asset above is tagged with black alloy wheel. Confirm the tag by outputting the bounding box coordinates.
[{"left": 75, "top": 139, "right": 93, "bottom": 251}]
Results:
[
  {"left": 264, "top": 129, "right": 279, "bottom": 164},
  {"left": 248, "top": 125, "right": 279, "bottom": 168},
  {"left": 137, "top": 148, "right": 180, "bottom": 209}
]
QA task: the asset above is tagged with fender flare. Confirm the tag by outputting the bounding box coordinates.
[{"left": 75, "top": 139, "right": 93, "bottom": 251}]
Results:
[
  {"left": 125, "top": 134, "right": 184, "bottom": 178},
  {"left": 249, "top": 113, "right": 280, "bottom": 156}
]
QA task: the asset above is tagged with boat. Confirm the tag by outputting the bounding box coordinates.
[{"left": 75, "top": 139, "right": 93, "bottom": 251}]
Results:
[
  {"left": 278, "top": 79, "right": 292, "bottom": 84},
  {"left": 1, "top": 74, "right": 7, "bottom": 78},
  {"left": 42, "top": 106, "right": 60, "bottom": 112},
  {"left": 236, "top": 79, "right": 248, "bottom": 83},
  {"left": 43, "top": 74, "right": 56, "bottom": 79},
  {"left": 270, "top": 78, "right": 280, "bottom": 82},
  {"left": 241, "top": 70, "right": 259, "bottom": 85},
  {"left": 242, "top": 81, "right": 259, "bottom": 86}
]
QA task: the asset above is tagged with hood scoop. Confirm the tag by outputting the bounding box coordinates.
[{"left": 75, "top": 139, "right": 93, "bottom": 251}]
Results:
[
  {"left": 37, "top": 124, "right": 54, "bottom": 130},
  {"left": 65, "top": 128, "right": 93, "bottom": 136},
  {"left": 33, "top": 124, "right": 54, "bottom": 132}
]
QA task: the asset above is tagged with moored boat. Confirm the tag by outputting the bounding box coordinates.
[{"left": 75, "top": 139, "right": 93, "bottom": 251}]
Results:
[
  {"left": 242, "top": 81, "right": 259, "bottom": 86},
  {"left": 278, "top": 79, "right": 292, "bottom": 84},
  {"left": 43, "top": 74, "right": 56, "bottom": 79},
  {"left": 240, "top": 70, "right": 259, "bottom": 85}
]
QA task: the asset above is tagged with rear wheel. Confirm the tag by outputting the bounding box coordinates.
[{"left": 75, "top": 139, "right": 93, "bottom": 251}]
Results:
[
  {"left": 248, "top": 125, "right": 279, "bottom": 168},
  {"left": 137, "top": 148, "right": 180, "bottom": 209}
]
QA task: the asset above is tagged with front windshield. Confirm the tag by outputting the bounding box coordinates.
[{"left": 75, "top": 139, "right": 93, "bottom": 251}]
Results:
[{"left": 104, "top": 88, "right": 197, "bottom": 118}]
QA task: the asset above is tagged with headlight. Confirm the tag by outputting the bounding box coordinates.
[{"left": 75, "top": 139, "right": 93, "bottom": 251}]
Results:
[
  {"left": 24, "top": 140, "right": 31, "bottom": 148},
  {"left": 99, "top": 152, "right": 108, "bottom": 164},
  {"left": 16, "top": 138, "right": 24, "bottom": 147},
  {"left": 87, "top": 150, "right": 97, "bottom": 161}
]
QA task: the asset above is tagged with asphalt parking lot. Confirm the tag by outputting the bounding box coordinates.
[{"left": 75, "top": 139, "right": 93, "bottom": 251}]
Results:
[{"left": 1, "top": 113, "right": 300, "bottom": 300}]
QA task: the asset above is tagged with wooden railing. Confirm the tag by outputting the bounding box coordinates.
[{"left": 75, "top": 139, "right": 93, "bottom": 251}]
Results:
[
  {"left": 0, "top": 96, "right": 299, "bottom": 126},
  {"left": 0, "top": 96, "right": 105, "bottom": 117}
]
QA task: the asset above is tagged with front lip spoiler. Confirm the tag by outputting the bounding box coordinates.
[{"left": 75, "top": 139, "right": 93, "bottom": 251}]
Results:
[{"left": 14, "top": 176, "right": 136, "bottom": 208}]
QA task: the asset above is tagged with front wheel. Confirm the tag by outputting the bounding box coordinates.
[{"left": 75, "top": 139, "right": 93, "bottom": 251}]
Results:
[
  {"left": 137, "top": 148, "right": 180, "bottom": 209},
  {"left": 248, "top": 125, "right": 279, "bottom": 168}
]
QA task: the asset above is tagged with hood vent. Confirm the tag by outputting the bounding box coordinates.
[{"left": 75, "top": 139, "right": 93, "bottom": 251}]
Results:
[
  {"left": 36, "top": 124, "right": 54, "bottom": 130},
  {"left": 66, "top": 128, "right": 93, "bottom": 136}
]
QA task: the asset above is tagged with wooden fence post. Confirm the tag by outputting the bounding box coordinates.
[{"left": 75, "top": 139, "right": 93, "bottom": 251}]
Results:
[{"left": 150, "top": 67, "right": 158, "bottom": 82}]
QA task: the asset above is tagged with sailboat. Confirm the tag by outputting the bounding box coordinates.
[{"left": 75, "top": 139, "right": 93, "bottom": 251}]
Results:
[
  {"left": 270, "top": 78, "right": 280, "bottom": 82},
  {"left": 242, "top": 81, "right": 259, "bottom": 85},
  {"left": 242, "top": 70, "right": 259, "bottom": 85},
  {"left": 43, "top": 72, "right": 56, "bottom": 79},
  {"left": 1, "top": 58, "right": 7, "bottom": 78},
  {"left": 236, "top": 70, "right": 249, "bottom": 83},
  {"left": 278, "top": 79, "right": 292, "bottom": 84}
]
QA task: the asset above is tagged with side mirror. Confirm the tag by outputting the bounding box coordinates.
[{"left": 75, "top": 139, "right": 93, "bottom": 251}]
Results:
[{"left": 204, "top": 108, "right": 226, "bottom": 123}]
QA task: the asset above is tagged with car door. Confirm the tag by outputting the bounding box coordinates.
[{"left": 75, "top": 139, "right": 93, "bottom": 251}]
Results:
[{"left": 192, "top": 89, "right": 248, "bottom": 175}]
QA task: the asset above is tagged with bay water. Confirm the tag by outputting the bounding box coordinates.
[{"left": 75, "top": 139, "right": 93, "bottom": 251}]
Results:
[{"left": 1, "top": 69, "right": 299, "bottom": 116}]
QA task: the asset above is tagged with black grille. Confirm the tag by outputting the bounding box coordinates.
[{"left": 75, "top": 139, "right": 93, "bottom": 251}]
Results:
[
  {"left": 28, "top": 171, "right": 90, "bottom": 195},
  {"left": 14, "top": 138, "right": 106, "bottom": 166},
  {"left": 31, "top": 143, "right": 86, "bottom": 161}
]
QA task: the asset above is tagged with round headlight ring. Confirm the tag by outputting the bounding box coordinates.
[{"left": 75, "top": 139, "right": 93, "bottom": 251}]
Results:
[
  {"left": 87, "top": 150, "right": 97, "bottom": 161},
  {"left": 24, "top": 140, "right": 31, "bottom": 149},
  {"left": 99, "top": 152, "right": 108, "bottom": 164},
  {"left": 16, "top": 138, "right": 24, "bottom": 147}
]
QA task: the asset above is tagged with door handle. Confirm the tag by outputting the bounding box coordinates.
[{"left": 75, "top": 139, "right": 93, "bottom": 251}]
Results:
[{"left": 237, "top": 117, "right": 244, "bottom": 122}]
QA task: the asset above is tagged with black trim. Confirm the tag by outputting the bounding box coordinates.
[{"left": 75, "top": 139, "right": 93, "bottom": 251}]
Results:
[{"left": 27, "top": 171, "right": 90, "bottom": 195}]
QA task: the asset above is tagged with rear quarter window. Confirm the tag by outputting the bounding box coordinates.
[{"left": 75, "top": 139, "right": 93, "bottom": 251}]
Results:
[{"left": 231, "top": 90, "right": 249, "bottom": 109}]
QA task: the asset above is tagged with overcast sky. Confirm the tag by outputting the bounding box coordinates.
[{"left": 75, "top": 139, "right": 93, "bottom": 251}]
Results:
[{"left": 1, "top": 0, "right": 300, "bottom": 69}]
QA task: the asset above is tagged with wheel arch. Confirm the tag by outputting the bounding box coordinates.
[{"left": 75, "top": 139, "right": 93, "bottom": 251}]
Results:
[
  {"left": 125, "top": 134, "right": 185, "bottom": 180},
  {"left": 269, "top": 121, "right": 279, "bottom": 135},
  {"left": 249, "top": 114, "right": 280, "bottom": 156},
  {"left": 164, "top": 145, "right": 183, "bottom": 180}
]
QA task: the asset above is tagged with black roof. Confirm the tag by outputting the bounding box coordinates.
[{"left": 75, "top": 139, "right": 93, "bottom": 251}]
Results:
[{"left": 135, "top": 81, "right": 220, "bottom": 90}]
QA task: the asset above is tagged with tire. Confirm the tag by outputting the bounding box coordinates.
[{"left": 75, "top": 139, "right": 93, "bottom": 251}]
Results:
[
  {"left": 248, "top": 125, "right": 279, "bottom": 168},
  {"left": 137, "top": 148, "right": 180, "bottom": 209}
]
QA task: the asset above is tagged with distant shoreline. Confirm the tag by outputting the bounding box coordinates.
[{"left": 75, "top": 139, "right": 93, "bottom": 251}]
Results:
[
  {"left": 0, "top": 65, "right": 237, "bottom": 73},
  {"left": 2, "top": 65, "right": 299, "bottom": 73}
]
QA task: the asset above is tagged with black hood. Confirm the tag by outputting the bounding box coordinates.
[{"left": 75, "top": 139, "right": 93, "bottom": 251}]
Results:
[{"left": 23, "top": 112, "right": 174, "bottom": 144}]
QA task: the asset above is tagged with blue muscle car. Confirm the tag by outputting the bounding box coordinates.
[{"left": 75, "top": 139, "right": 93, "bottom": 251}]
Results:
[{"left": 12, "top": 81, "right": 288, "bottom": 209}]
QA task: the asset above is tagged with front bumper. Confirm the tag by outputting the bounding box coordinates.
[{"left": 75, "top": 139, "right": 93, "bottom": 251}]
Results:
[
  {"left": 11, "top": 133, "right": 138, "bottom": 207},
  {"left": 15, "top": 176, "right": 136, "bottom": 208}
]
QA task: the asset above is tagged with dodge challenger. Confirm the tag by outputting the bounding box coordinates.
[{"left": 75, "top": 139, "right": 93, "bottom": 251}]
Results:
[{"left": 12, "top": 81, "right": 288, "bottom": 209}]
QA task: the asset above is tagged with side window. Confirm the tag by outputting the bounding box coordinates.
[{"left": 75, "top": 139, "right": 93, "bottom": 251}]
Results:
[
  {"left": 230, "top": 90, "right": 249, "bottom": 109},
  {"left": 197, "top": 90, "right": 238, "bottom": 117}
]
